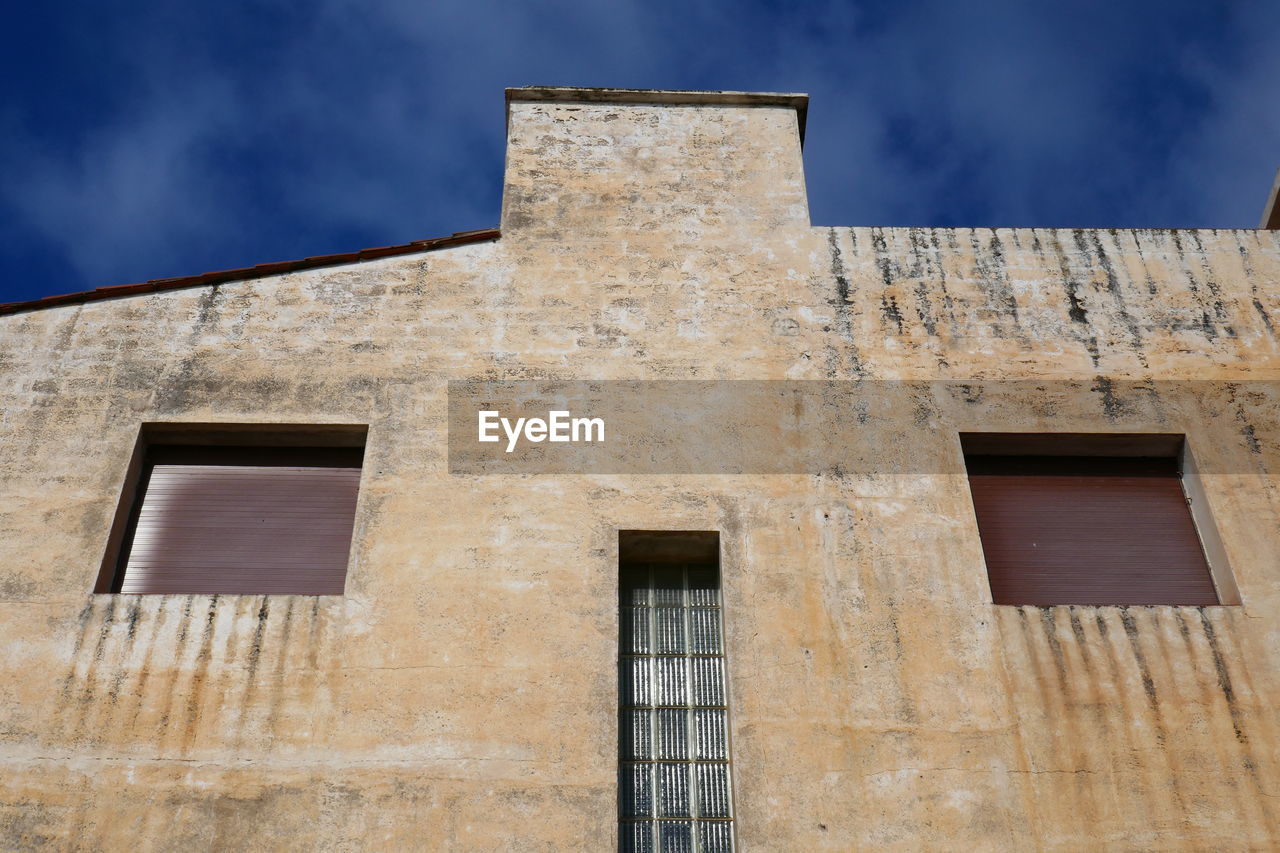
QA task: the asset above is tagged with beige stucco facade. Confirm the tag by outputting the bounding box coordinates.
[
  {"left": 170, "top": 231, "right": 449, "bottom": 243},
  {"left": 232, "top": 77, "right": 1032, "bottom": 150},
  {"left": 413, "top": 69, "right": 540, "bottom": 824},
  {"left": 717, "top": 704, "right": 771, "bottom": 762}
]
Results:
[{"left": 1, "top": 87, "right": 1279, "bottom": 850}]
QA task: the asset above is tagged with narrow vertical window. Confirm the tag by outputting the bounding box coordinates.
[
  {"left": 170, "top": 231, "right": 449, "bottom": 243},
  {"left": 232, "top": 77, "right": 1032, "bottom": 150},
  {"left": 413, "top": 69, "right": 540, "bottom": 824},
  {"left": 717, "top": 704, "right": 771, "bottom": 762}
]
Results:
[{"left": 619, "top": 531, "right": 732, "bottom": 853}]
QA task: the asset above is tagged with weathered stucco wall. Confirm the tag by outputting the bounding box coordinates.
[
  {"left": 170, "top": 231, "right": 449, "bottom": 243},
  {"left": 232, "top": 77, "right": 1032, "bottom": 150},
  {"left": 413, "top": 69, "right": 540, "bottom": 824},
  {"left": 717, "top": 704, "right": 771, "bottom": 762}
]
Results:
[{"left": 1, "top": 89, "right": 1279, "bottom": 850}]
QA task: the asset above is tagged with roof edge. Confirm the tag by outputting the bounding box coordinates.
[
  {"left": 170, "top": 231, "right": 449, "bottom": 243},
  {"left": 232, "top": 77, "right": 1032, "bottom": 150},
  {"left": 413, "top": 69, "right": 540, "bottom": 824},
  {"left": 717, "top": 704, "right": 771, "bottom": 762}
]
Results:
[
  {"left": 1260, "top": 166, "right": 1280, "bottom": 229},
  {"left": 0, "top": 227, "right": 500, "bottom": 318},
  {"left": 506, "top": 86, "right": 809, "bottom": 143}
]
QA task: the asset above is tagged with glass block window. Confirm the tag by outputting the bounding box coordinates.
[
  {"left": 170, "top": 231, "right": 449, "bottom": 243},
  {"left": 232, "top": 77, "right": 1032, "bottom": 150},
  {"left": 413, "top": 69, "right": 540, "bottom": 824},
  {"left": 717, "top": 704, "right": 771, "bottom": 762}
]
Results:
[{"left": 620, "top": 561, "right": 733, "bottom": 853}]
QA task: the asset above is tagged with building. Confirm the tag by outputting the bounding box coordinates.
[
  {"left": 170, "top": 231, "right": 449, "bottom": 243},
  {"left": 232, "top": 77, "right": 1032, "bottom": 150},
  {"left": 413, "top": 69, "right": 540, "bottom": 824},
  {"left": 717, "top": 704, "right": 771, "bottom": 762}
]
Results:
[{"left": 1, "top": 87, "right": 1278, "bottom": 850}]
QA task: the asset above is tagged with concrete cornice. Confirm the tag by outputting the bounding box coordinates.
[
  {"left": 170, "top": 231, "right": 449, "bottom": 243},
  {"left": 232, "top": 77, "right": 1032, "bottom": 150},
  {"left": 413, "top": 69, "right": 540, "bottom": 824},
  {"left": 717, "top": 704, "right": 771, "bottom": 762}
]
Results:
[{"left": 505, "top": 86, "right": 809, "bottom": 143}]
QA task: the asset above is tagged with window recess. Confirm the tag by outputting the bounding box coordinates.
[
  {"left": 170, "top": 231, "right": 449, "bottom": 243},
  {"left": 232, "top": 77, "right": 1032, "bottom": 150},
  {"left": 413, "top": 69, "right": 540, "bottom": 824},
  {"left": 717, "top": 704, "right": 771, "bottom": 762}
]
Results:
[
  {"left": 619, "top": 530, "right": 733, "bottom": 853},
  {"left": 960, "top": 433, "right": 1231, "bottom": 606},
  {"left": 96, "top": 424, "right": 366, "bottom": 595}
]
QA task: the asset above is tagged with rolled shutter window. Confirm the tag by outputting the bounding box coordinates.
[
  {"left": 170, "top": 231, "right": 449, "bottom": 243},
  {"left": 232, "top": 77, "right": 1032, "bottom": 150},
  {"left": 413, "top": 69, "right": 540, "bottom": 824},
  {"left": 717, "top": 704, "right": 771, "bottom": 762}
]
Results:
[
  {"left": 966, "top": 455, "right": 1218, "bottom": 606},
  {"left": 114, "top": 446, "right": 362, "bottom": 594}
]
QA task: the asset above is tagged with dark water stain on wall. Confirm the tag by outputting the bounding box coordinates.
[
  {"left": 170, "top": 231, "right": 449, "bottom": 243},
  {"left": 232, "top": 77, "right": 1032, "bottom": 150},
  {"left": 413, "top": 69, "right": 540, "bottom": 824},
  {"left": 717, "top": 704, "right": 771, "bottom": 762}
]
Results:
[
  {"left": 1011, "top": 607, "right": 1094, "bottom": 827},
  {"left": 178, "top": 596, "right": 221, "bottom": 754},
  {"left": 306, "top": 598, "right": 323, "bottom": 672},
  {"left": 1114, "top": 607, "right": 1199, "bottom": 819},
  {"left": 54, "top": 600, "right": 96, "bottom": 739},
  {"left": 1167, "top": 610, "right": 1252, "bottom": 820},
  {"left": 925, "top": 229, "right": 958, "bottom": 327},
  {"left": 67, "top": 597, "right": 117, "bottom": 746},
  {"left": 1108, "top": 609, "right": 1196, "bottom": 825},
  {"left": 1217, "top": 612, "right": 1280, "bottom": 804},
  {"left": 1231, "top": 234, "right": 1278, "bottom": 339},
  {"left": 879, "top": 598, "right": 918, "bottom": 727},
  {"left": 902, "top": 227, "right": 929, "bottom": 281},
  {"left": 1223, "top": 384, "right": 1264, "bottom": 456},
  {"left": 1063, "top": 609, "right": 1163, "bottom": 821},
  {"left": 1251, "top": 295, "right": 1275, "bottom": 337},
  {"left": 1079, "top": 231, "right": 1148, "bottom": 367},
  {"left": 825, "top": 228, "right": 865, "bottom": 377},
  {"left": 1000, "top": 605, "right": 1275, "bottom": 835},
  {"left": 300, "top": 598, "right": 327, "bottom": 738},
  {"left": 14, "top": 307, "right": 86, "bottom": 456},
  {"left": 870, "top": 227, "right": 896, "bottom": 293},
  {"left": 263, "top": 597, "right": 298, "bottom": 738},
  {"left": 1120, "top": 230, "right": 1161, "bottom": 298},
  {"left": 191, "top": 285, "right": 223, "bottom": 334},
  {"left": 1075, "top": 608, "right": 1172, "bottom": 827},
  {"left": 900, "top": 228, "right": 940, "bottom": 338},
  {"left": 1187, "top": 233, "right": 1238, "bottom": 340},
  {"left": 1163, "top": 231, "right": 1226, "bottom": 344},
  {"left": 94, "top": 598, "right": 144, "bottom": 744},
  {"left": 1088, "top": 616, "right": 1137, "bottom": 740},
  {"left": 1090, "top": 376, "right": 1130, "bottom": 422},
  {"left": 118, "top": 597, "right": 171, "bottom": 744},
  {"left": 212, "top": 596, "right": 263, "bottom": 735},
  {"left": 235, "top": 596, "right": 273, "bottom": 751},
  {"left": 1196, "top": 611, "right": 1247, "bottom": 748},
  {"left": 0, "top": 797, "right": 68, "bottom": 850},
  {"left": 880, "top": 295, "right": 905, "bottom": 335},
  {"left": 1048, "top": 232, "right": 1101, "bottom": 366},
  {"left": 1191, "top": 609, "right": 1278, "bottom": 836},
  {"left": 154, "top": 596, "right": 196, "bottom": 742},
  {"left": 969, "top": 231, "right": 1023, "bottom": 340},
  {"left": 46, "top": 592, "right": 337, "bottom": 765},
  {"left": 1117, "top": 610, "right": 1160, "bottom": 718}
]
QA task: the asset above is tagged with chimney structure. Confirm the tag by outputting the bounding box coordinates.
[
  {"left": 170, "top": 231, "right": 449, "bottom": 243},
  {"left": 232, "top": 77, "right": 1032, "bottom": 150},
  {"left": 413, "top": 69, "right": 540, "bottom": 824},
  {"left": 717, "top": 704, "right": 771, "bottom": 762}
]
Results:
[{"left": 501, "top": 87, "right": 810, "bottom": 242}]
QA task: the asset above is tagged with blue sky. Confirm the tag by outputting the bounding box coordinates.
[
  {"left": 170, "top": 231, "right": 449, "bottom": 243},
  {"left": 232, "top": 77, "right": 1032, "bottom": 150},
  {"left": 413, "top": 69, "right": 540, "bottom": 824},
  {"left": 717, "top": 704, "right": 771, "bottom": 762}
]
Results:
[{"left": 1, "top": 1, "right": 1277, "bottom": 304}]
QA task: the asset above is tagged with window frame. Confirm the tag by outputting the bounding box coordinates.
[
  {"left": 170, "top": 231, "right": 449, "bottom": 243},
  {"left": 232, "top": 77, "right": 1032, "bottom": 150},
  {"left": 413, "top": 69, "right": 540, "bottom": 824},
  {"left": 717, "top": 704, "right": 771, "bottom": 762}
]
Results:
[
  {"left": 95, "top": 422, "right": 368, "bottom": 595},
  {"left": 617, "top": 530, "right": 737, "bottom": 853},
  {"left": 958, "top": 432, "right": 1239, "bottom": 607}
]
